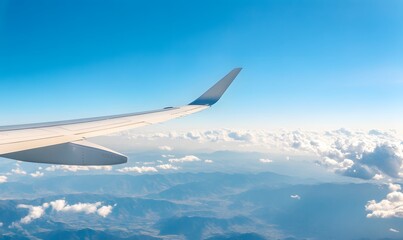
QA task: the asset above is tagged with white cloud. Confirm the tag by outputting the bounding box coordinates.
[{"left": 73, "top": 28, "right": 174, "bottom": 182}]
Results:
[
  {"left": 390, "top": 228, "right": 400, "bottom": 233},
  {"left": 17, "top": 203, "right": 48, "bottom": 224},
  {"left": 168, "top": 155, "right": 200, "bottom": 163},
  {"left": 204, "top": 159, "right": 214, "bottom": 163},
  {"left": 162, "top": 154, "right": 175, "bottom": 158},
  {"left": 0, "top": 222, "right": 3, "bottom": 227},
  {"left": 51, "top": 200, "right": 100, "bottom": 214},
  {"left": 97, "top": 205, "right": 114, "bottom": 217},
  {"left": 290, "top": 194, "right": 301, "bottom": 200},
  {"left": 159, "top": 146, "right": 173, "bottom": 151},
  {"left": 156, "top": 164, "right": 179, "bottom": 170},
  {"left": 121, "top": 128, "right": 403, "bottom": 180},
  {"left": 365, "top": 183, "right": 403, "bottom": 218},
  {"left": 389, "top": 183, "right": 401, "bottom": 192},
  {"left": 11, "top": 167, "right": 27, "bottom": 175},
  {"left": 372, "top": 174, "right": 384, "bottom": 180},
  {"left": 0, "top": 176, "right": 7, "bottom": 183},
  {"left": 45, "top": 165, "right": 112, "bottom": 172},
  {"left": 30, "top": 171, "right": 44, "bottom": 178},
  {"left": 116, "top": 166, "right": 158, "bottom": 173},
  {"left": 259, "top": 158, "right": 273, "bottom": 163},
  {"left": 17, "top": 199, "right": 113, "bottom": 224}
]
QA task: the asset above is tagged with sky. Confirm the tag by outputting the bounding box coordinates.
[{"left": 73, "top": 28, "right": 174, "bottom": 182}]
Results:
[
  {"left": 1, "top": 0, "right": 403, "bottom": 130},
  {"left": 0, "top": 2, "right": 403, "bottom": 238}
]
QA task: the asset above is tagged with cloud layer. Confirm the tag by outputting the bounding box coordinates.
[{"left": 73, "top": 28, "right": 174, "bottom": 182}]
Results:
[{"left": 121, "top": 128, "right": 403, "bottom": 180}]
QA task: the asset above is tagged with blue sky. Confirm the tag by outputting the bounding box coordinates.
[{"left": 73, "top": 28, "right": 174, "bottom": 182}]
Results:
[{"left": 1, "top": 0, "right": 403, "bottom": 129}]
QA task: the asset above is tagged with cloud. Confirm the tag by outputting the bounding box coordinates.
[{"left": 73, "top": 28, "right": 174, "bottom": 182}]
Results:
[
  {"left": 121, "top": 128, "right": 403, "bottom": 180},
  {"left": 18, "top": 203, "right": 48, "bottom": 224},
  {"left": 227, "top": 131, "right": 255, "bottom": 142},
  {"left": 361, "top": 144, "right": 403, "bottom": 178},
  {"left": 168, "top": 155, "right": 200, "bottom": 163},
  {"left": 116, "top": 166, "right": 158, "bottom": 173},
  {"left": 17, "top": 199, "right": 114, "bottom": 224},
  {"left": 365, "top": 183, "right": 403, "bottom": 218},
  {"left": 373, "top": 174, "right": 384, "bottom": 180},
  {"left": 50, "top": 200, "right": 102, "bottom": 214},
  {"left": 390, "top": 228, "right": 400, "bottom": 233},
  {"left": 283, "top": 129, "right": 403, "bottom": 180},
  {"left": 97, "top": 205, "right": 114, "bottom": 217},
  {"left": 259, "top": 158, "right": 273, "bottom": 163},
  {"left": 204, "top": 159, "right": 214, "bottom": 163},
  {"left": 30, "top": 171, "right": 44, "bottom": 178},
  {"left": 45, "top": 165, "right": 112, "bottom": 172},
  {"left": 0, "top": 176, "right": 7, "bottom": 183},
  {"left": 11, "top": 167, "right": 27, "bottom": 175},
  {"left": 159, "top": 146, "right": 173, "bottom": 151},
  {"left": 389, "top": 183, "right": 402, "bottom": 192},
  {"left": 290, "top": 194, "right": 301, "bottom": 200},
  {"left": 156, "top": 164, "right": 179, "bottom": 170}
]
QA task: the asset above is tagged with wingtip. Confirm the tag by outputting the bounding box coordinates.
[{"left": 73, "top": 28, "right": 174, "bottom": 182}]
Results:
[{"left": 189, "top": 68, "right": 242, "bottom": 106}]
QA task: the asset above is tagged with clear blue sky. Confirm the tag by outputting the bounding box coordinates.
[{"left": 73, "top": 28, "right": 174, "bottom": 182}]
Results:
[{"left": 1, "top": 0, "right": 403, "bottom": 129}]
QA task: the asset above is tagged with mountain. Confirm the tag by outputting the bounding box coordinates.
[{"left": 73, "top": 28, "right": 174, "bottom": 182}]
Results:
[{"left": 0, "top": 172, "right": 401, "bottom": 240}]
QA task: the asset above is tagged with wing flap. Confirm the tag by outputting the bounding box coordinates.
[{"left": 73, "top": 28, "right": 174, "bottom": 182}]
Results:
[{"left": 1, "top": 140, "right": 127, "bottom": 165}]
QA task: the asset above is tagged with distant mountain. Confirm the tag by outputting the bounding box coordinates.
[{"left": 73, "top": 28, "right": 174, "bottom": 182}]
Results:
[
  {"left": 0, "top": 172, "right": 401, "bottom": 240},
  {"left": 156, "top": 216, "right": 254, "bottom": 239},
  {"left": 206, "top": 233, "right": 267, "bottom": 240},
  {"left": 34, "top": 228, "right": 161, "bottom": 240}
]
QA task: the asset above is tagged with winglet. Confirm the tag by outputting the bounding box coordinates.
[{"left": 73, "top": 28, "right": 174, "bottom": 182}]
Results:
[{"left": 189, "top": 68, "right": 242, "bottom": 106}]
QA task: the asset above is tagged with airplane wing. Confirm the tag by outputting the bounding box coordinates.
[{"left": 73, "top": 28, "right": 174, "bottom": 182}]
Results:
[{"left": 0, "top": 68, "right": 242, "bottom": 165}]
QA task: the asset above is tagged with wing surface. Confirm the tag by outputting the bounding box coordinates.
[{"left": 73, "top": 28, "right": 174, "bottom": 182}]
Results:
[{"left": 0, "top": 68, "right": 242, "bottom": 164}]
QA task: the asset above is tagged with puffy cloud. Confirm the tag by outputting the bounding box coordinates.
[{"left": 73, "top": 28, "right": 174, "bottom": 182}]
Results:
[
  {"left": 365, "top": 183, "right": 403, "bottom": 218},
  {"left": 50, "top": 200, "right": 101, "bottom": 214},
  {"left": 227, "top": 131, "right": 255, "bottom": 142},
  {"left": 290, "top": 194, "right": 301, "bottom": 200},
  {"left": 168, "top": 155, "right": 200, "bottom": 163},
  {"left": 30, "top": 171, "right": 44, "bottom": 178},
  {"left": 373, "top": 174, "right": 384, "bottom": 180},
  {"left": 389, "top": 183, "right": 401, "bottom": 192},
  {"left": 390, "top": 228, "right": 400, "bottom": 233},
  {"left": 340, "top": 163, "right": 375, "bottom": 180},
  {"left": 158, "top": 146, "right": 173, "bottom": 151},
  {"left": 116, "top": 166, "right": 158, "bottom": 173},
  {"left": 17, "top": 199, "right": 113, "bottom": 224},
  {"left": 0, "top": 176, "right": 7, "bottom": 183},
  {"left": 361, "top": 144, "right": 403, "bottom": 178},
  {"left": 259, "top": 158, "right": 273, "bottom": 163},
  {"left": 11, "top": 167, "right": 27, "bottom": 175},
  {"left": 18, "top": 203, "right": 48, "bottom": 224},
  {"left": 156, "top": 164, "right": 179, "bottom": 170},
  {"left": 204, "top": 159, "right": 214, "bottom": 163},
  {"left": 97, "top": 205, "right": 114, "bottom": 217},
  {"left": 45, "top": 165, "right": 112, "bottom": 172}
]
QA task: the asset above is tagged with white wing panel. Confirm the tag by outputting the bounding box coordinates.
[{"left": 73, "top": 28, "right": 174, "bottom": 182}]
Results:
[{"left": 0, "top": 105, "right": 208, "bottom": 155}]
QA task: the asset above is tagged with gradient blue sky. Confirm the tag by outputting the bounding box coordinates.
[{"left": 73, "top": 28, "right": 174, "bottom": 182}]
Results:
[{"left": 1, "top": 0, "right": 403, "bottom": 129}]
